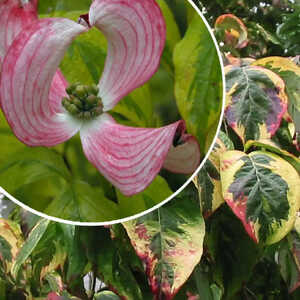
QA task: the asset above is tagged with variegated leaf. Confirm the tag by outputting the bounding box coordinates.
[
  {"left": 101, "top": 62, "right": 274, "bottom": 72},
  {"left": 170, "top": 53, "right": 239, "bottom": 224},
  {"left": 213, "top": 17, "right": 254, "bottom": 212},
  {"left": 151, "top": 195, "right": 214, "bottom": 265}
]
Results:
[
  {"left": 194, "top": 131, "right": 233, "bottom": 217},
  {"left": 123, "top": 191, "right": 205, "bottom": 300},
  {"left": 244, "top": 139, "right": 300, "bottom": 173},
  {"left": 215, "top": 14, "right": 248, "bottom": 49},
  {"left": 220, "top": 150, "right": 300, "bottom": 244},
  {"left": 45, "top": 271, "right": 64, "bottom": 293},
  {"left": 252, "top": 56, "right": 300, "bottom": 148},
  {"left": 224, "top": 54, "right": 255, "bottom": 67},
  {"left": 225, "top": 65, "right": 288, "bottom": 142},
  {"left": 40, "top": 242, "right": 67, "bottom": 282},
  {"left": 0, "top": 219, "right": 24, "bottom": 274}
]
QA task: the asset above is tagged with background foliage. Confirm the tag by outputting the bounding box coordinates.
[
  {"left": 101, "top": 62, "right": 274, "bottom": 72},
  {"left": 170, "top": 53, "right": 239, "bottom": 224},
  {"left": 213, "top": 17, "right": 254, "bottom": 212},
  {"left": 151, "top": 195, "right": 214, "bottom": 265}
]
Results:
[{"left": 0, "top": 0, "right": 300, "bottom": 300}]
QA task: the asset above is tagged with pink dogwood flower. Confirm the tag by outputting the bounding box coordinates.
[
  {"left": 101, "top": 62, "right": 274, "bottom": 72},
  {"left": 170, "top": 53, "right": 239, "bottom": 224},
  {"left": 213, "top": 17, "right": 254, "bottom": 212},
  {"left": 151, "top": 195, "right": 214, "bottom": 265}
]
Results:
[{"left": 0, "top": 0, "right": 200, "bottom": 196}]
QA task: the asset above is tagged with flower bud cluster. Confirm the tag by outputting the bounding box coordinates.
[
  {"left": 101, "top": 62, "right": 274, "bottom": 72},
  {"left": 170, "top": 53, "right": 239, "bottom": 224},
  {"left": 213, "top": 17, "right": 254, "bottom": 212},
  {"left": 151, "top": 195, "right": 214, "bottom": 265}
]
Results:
[{"left": 62, "top": 83, "right": 103, "bottom": 120}]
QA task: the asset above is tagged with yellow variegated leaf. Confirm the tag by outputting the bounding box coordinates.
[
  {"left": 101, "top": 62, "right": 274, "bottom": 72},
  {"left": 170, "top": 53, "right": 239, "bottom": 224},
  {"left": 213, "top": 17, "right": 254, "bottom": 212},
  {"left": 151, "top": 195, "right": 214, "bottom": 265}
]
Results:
[
  {"left": 0, "top": 219, "right": 24, "bottom": 273},
  {"left": 244, "top": 139, "right": 300, "bottom": 173},
  {"left": 225, "top": 65, "right": 288, "bottom": 143},
  {"left": 194, "top": 132, "right": 234, "bottom": 216},
  {"left": 215, "top": 14, "right": 248, "bottom": 49},
  {"left": 40, "top": 242, "right": 67, "bottom": 282},
  {"left": 252, "top": 56, "right": 300, "bottom": 149},
  {"left": 123, "top": 195, "right": 205, "bottom": 300},
  {"left": 220, "top": 150, "right": 300, "bottom": 244}
]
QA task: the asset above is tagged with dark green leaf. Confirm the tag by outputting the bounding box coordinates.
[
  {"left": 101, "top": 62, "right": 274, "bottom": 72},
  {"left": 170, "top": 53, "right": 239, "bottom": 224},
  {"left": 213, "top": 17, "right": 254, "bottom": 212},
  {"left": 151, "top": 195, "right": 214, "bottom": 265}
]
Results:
[{"left": 95, "top": 228, "right": 143, "bottom": 300}]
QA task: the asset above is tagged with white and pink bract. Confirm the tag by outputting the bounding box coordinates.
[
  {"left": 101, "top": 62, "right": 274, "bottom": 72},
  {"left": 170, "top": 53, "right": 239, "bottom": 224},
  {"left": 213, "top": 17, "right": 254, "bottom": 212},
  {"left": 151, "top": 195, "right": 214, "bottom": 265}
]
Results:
[{"left": 0, "top": 0, "right": 200, "bottom": 196}]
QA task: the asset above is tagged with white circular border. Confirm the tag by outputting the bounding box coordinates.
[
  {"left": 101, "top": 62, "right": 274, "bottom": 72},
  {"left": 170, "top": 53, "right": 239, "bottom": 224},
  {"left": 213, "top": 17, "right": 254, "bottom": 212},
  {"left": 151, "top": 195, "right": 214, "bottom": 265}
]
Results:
[{"left": 0, "top": 0, "right": 226, "bottom": 226}]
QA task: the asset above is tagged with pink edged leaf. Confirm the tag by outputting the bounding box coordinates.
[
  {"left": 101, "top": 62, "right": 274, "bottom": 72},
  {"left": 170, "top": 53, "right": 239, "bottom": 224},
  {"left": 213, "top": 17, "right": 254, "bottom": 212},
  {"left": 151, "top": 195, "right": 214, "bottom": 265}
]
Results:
[
  {"left": 215, "top": 14, "right": 248, "bottom": 49},
  {"left": 80, "top": 114, "right": 184, "bottom": 196},
  {"left": 220, "top": 150, "right": 300, "bottom": 244},
  {"left": 0, "top": 18, "right": 88, "bottom": 146},
  {"left": 163, "top": 128, "right": 200, "bottom": 174},
  {"left": 89, "top": 0, "right": 166, "bottom": 111},
  {"left": 123, "top": 193, "right": 205, "bottom": 300},
  {"left": 0, "top": 0, "right": 38, "bottom": 64},
  {"left": 226, "top": 193, "right": 258, "bottom": 243}
]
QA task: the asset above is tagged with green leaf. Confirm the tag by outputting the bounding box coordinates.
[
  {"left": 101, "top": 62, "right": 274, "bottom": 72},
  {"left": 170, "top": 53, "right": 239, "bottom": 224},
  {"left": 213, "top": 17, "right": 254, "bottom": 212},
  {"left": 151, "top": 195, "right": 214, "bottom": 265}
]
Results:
[
  {"left": 277, "top": 9, "right": 300, "bottom": 56},
  {"left": 95, "top": 228, "right": 143, "bottom": 300},
  {"left": 156, "top": 0, "right": 181, "bottom": 73},
  {"left": 94, "top": 291, "right": 120, "bottom": 300},
  {"left": 123, "top": 187, "right": 205, "bottom": 300},
  {"left": 278, "top": 228, "right": 300, "bottom": 293},
  {"left": 220, "top": 150, "right": 300, "bottom": 243},
  {"left": 0, "top": 279, "right": 5, "bottom": 300},
  {"left": 0, "top": 112, "right": 26, "bottom": 166},
  {"left": 112, "top": 84, "right": 154, "bottom": 127},
  {"left": 116, "top": 176, "right": 173, "bottom": 218},
  {"left": 38, "top": 0, "right": 91, "bottom": 14},
  {"left": 65, "top": 227, "right": 87, "bottom": 284},
  {"left": 0, "top": 147, "right": 70, "bottom": 194},
  {"left": 225, "top": 64, "right": 288, "bottom": 143},
  {"left": 11, "top": 218, "right": 50, "bottom": 279},
  {"left": 57, "top": 14, "right": 107, "bottom": 86},
  {"left": 45, "top": 180, "right": 119, "bottom": 222},
  {"left": 174, "top": 14, "right": 223, "bottom": 153},
  {"left": 205, "top": 206, "right": 262, "bottom": 299}
]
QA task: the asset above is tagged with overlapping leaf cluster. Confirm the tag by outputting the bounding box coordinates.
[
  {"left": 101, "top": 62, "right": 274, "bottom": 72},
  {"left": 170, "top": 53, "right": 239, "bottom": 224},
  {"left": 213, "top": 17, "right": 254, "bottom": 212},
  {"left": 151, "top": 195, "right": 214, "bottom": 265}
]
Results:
[
  {"left": 191, "top": 2, "right": 300, "bottom": 298},
  {"left": 0, "top": 1, "right": 299, "bottom": 300}
]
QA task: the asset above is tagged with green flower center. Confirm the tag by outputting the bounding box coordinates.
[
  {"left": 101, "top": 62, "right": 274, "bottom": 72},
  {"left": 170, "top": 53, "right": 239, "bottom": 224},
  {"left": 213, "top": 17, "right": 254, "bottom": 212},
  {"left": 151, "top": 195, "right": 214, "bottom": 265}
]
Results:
[{"left": 62, "top": 83, "right": 103, "bottom": 120}]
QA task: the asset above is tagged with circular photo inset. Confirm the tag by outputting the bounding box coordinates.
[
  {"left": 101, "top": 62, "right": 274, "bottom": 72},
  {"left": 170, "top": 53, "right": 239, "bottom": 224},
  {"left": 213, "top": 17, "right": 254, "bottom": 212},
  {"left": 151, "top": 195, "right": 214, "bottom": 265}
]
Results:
[{"left": 0, "top": 0, "right": 224, "bottom": 224}]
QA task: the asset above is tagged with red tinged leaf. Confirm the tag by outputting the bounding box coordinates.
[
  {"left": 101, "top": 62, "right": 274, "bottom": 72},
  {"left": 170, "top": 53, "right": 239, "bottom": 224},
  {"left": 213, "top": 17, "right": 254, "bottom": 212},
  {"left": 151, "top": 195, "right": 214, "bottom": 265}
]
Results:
[
  {"left": 123, "top": 195, "right": 205, "bottom": 299},
  {"left": 251, "top": 56, "right": 300, "bottom": 147},
  {"left": 221, "top": 150, "right": 300, "bottom": 244},
  {"left": 224, "top": 54, "right": 255, "bottom": 67},
  {"left": 225, "top": 194, "right": 258, "bottom": 243},
  {"left": 89, "top": 0, "right": 166, "bottom": 111},
  {"left": 215, "top": 14, "right": 248, "bottom": 49}
]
